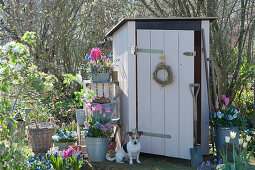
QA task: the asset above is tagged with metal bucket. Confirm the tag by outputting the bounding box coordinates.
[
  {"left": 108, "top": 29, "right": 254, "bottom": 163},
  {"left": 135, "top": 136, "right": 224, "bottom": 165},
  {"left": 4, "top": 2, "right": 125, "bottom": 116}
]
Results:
[
  {"left": 85, "top": 137, "right": 108, "bottom": 162},
  {"left": 215, "top": 127, "right": 239, "bottom": 160},
  {"left": 91, "top": 71, "right": 111, "bottom": 83},
  {"left": 76, "top": 109, "right": 86, "bottom": 126}
]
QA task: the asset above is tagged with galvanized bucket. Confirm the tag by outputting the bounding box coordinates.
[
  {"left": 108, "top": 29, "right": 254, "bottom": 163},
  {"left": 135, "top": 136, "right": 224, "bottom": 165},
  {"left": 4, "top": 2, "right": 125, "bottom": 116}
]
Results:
[
  {"left": 85, "top": 137, "right": 108, "bottom": 162},
  {"left": 76, "top": 109, "right": 86, "bottom": 126},
  {"left": 91, "top": 71, "right": 111, "bottom": 83},
  {"left": 215, "top": 127, "right": 239, "bottom": 160}
]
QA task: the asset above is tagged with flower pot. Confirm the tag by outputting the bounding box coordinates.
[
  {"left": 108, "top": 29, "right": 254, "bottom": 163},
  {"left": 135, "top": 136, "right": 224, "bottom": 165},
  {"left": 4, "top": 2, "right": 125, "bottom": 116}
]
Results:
[
  {"left": 54, "top": 142, "right": 76, "bottom": 151},
  {"left": 91, "top": 71, "right": 111, "bottom": 83},
  {"left": 76, "top": 109, "right": 86, "bottom": 126},
  {"left": 85, "top": 137, "right": 108, "bottom": 162},
  {"left": 215, "top": 127, "right": 239, "bottom": 160},
  {"left": 69, "top": 145, "right": 81, "bottom": 151}
]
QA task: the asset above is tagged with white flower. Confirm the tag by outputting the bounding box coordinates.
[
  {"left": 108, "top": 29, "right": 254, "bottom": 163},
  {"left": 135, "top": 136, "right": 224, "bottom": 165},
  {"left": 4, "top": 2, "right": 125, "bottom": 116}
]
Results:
[
  {"left": 12, "top": 46, "right": 20, "bottom": 54},
  {"left": 4, "top": 41, "right": 16, "bottom": 51},
  {"left": 233, "top": 114, "right": 237, "bottom": 118},
  {"left": 52, "top": 135, "right": 60, "bottom": 142},
  {"left": 230, "top": 131, "right": 236, "bottom": 139},
  {"left": 225, "top": 136, "right": 230, "bottom": 143},
  {"left": 238, "top": 138, "right": 243, "bottom": 145},
  {"left": 243, "top": 142, "right": 248, "bottom": 148},
  {"left": 0, "top": 59, "right": 7, "bottom": 65},
  {"left": 0, "top": 68, "right": 3, "bottom": 75},
  {"left": 76, "top": 74, "right": 82, "bottom": 84},
  {"left": 246, "top": 135, "right": 251, "bottom": 142}
]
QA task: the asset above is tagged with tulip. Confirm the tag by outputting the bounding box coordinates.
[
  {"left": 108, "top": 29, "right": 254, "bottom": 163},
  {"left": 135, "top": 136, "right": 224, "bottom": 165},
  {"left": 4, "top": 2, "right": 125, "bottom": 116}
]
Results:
[
  {"left": 230, "top": 131, "right": 236, "bottom": 139},
  {"left": 246, "top": 135, "right": 251, "bottom": 142},
  {"left": 225, "top": 136, "right": 230, "bottom": 143},
  {"left": 243, "top": 142, "right": 248, "bottom": 148},
  {"left": 238, "top": 138, "right": 243, "bottom": 145}
]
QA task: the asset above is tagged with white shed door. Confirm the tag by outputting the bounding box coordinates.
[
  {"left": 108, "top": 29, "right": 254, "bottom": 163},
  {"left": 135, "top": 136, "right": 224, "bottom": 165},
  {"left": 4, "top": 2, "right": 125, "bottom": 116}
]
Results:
[{"left": 137, "top": 30, "right": 194, "bottom": 160}]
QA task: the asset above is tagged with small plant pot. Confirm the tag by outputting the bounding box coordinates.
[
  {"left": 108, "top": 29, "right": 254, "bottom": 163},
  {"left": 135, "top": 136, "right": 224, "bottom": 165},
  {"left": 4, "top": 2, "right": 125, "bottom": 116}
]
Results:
[
  {"left": 91, "top": 71, "right": 111, "bottom": 83},
  {"left": 54, "top": 142, "right": 76, "bottom": 151}
]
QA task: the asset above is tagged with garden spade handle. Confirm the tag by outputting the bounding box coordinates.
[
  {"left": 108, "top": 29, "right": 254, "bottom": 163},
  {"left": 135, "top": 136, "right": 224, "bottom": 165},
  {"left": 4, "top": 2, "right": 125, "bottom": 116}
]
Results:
[{"left": 189, "top": 83, "right": 200, "bottom": 146}]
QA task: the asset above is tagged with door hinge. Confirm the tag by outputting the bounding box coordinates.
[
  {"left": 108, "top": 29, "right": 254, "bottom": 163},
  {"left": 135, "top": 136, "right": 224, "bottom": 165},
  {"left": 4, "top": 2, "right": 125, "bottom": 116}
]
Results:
[
  {"left": 131, "top": 46, "right": 163, "bottom": 55},
  {"left": 183, "top": 51, "right": 196, "bottom": 56}
]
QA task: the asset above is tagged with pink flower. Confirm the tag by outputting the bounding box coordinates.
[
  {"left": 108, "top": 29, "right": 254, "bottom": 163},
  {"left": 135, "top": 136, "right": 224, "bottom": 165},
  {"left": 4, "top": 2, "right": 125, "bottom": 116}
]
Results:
[
  {"left": 231, "top": 101, "right": 235, "bottom": 106},
  {"left": 103, "top": 113, "right": 106, "bottom": 117},
  {"left": 225, "top": 97, "right": 229, "bottom": 105},
  {"left": 222, "top": 105, "right": 226, "bottom": 110},
  {"left": 90, "top": 48, "right": 102, "bottom": 61},
  {"left": 221, "top": 94, "right": 226, "bottom": 101},
  {"left": 86, "top": 103, "right": 91, "bottom": 109},
  {"left": 88, "top": 109, "right": 92, "bottom": 115},
  {"left": 99, "top": 109, "right": 102, "bottom": 114},
  {"left": 105, "top": 58, "right": 110, "bottom": 62},
  {"left": 105, "top": 107, "right": 111, "bottom": 113},
  {"left": 84, "top": 121, "right": 90, "bottom": 129},
  {"left": 63, "top": 148, "right": 74, "bottom": 158},
  {"left": 215, "top": 101, "right": 219, "bottom": 109},
  {"left": 92, "top": 106, "right": 96, "bottom": 112}
]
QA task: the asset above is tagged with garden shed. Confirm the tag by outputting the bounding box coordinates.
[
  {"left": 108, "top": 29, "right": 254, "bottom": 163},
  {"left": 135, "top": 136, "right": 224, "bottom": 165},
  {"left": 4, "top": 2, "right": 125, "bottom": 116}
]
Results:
[{"left": 106, "top": 17, "right": 216, "bottom": 160}]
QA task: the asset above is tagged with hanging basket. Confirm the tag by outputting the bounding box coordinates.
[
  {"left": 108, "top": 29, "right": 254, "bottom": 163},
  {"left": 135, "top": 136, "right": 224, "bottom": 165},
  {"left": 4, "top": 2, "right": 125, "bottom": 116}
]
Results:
[
  {"left": 27, "top": 118, "right": 55, "bottom": 153},
  {"left": 91, "top": 70, "right": 111, "bottom": 83}
]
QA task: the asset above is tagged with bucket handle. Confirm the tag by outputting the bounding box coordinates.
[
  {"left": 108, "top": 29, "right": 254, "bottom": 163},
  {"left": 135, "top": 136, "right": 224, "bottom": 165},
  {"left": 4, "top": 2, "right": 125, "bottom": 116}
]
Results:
[{"left": 28, "top": 118, "right": 38, "bottom": 129}]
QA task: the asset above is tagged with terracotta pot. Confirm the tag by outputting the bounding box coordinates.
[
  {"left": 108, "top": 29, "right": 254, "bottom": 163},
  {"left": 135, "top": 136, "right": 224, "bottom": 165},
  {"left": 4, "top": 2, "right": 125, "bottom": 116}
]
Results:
[{"left": 69, "top": 145, "right": 81, "bottom": 151}]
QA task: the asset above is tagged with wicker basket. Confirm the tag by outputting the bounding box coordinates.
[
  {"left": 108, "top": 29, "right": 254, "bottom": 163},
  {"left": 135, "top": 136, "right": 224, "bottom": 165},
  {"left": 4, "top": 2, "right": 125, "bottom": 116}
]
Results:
[{"left": 27, "top": 118, "right": 55, "bottom": 153}]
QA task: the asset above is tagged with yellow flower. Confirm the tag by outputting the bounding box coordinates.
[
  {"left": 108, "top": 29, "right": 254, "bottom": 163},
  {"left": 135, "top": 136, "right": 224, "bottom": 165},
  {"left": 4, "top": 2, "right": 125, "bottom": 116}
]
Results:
[
  {"left": 230, "top": 131, "right": 236, "bottom": 139},
  {"left": 225, "top": 136, "right": 230, "bottom": 143},
  {"left": 243, "top": 142, "right": 248, "bottom": 148},
  {"left": 246, "top": 135, "right": 251, "bottom": 142},
  {"left": 238, "top": 138, "right": 243, "bottom": 145}
]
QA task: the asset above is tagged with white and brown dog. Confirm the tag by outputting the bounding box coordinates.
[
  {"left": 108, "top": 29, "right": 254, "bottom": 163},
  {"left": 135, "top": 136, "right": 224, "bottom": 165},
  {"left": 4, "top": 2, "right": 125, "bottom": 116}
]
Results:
[{"left": 106, "top": 131, "right": 143, "bottom": 164}]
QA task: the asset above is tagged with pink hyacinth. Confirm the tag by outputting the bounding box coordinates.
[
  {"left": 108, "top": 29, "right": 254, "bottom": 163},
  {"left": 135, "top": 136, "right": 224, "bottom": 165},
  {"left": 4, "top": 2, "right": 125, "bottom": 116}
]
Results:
[
  {"left": 105, "top": 107, "right": 111, "bottom": 113},
  {"left": 90, "top": 48, "right": 102, "bottom": 61},
  {"left": 63, "top": 148, "right": 74, "bottom": 158},
  {"left": 86, "top": 103, "right": 91, "bottom": 109},
  {"left": 215, "top": 101, "right": 219, "bottom": 109}
]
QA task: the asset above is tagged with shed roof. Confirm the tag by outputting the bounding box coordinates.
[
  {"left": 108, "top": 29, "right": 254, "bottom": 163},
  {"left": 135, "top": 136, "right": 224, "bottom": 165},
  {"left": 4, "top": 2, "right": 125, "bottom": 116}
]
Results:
[{"left": 106, "top": 17, "right": 217, "bottom": 36}]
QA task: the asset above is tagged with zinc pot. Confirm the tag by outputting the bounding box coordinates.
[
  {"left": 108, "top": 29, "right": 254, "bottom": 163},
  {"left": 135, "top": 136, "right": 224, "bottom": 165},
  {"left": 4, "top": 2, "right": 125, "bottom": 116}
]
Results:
[
  {"left": 215, "top": 127, "right": 239, "bottom": 161},
  {"left": 76, "top": 109, "right": 86, "bottom": 126},
  {"left": 85, "top": 137, "right": 108, "bottom": 162},
  {"left": 54, "top": 142, "right": 76, "bottom": 151},
  {"left": 91, "top": 71, "right": 111, "bottom": 83}
]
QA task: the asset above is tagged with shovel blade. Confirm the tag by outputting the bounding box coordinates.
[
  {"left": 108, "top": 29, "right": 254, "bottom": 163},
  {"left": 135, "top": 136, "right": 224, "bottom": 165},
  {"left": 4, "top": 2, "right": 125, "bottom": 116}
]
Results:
[{"left": 190, "top": 146, "right": 202, "bottom": 168}]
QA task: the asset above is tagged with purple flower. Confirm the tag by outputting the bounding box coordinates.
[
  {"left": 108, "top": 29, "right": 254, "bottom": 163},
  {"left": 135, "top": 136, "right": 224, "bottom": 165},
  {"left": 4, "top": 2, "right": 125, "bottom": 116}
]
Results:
[
  {"left": 221, "top": 94, "right": 226, "bottom": 101},
  {"left": 215, "top": 101, "right": 219, "bottom": 109},
  {"left": 225, "top": 97, "right": 229, "bottom": 105}
]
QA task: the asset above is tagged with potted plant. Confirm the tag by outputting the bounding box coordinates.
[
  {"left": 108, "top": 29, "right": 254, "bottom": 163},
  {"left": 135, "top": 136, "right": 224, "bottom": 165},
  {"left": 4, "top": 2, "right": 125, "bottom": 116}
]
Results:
[
  {"left": 210, "top": 94, "right": 246, "bottom": 157},
  {"left": 83, "top": 48, "right": 114, "bottom": 83},
  {"left": 52, "top": 123, "right": 77, "bottom": 151},
  {"left": 82, "top": 103, "right": 113, "bottom": 162}
]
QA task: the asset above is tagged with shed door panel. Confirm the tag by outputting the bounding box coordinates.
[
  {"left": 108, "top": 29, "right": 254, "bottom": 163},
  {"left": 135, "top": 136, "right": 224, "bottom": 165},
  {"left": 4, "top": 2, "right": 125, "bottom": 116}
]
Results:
[{"left": 137, "top": 30, "right": 194, "bottom": 159}]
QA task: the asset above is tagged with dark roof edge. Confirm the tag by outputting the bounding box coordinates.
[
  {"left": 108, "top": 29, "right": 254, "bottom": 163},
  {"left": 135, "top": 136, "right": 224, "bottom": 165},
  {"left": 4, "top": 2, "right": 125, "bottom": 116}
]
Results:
[{"left": 106, "top": 17, "right": 217, "bottom": 36}]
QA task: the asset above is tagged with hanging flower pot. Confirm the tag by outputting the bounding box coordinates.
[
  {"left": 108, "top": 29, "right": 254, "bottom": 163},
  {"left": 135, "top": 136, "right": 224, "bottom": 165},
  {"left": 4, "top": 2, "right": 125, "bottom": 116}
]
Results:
[{"left": 91, "top": 70, "right": 111, "bottom": 83}]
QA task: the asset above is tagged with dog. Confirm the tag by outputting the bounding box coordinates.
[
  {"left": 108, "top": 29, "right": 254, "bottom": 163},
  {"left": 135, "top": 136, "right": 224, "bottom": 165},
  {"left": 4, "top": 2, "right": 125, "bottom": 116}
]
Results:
[{"left": 106, "top": 131, "right": 143, "bottom": 164}]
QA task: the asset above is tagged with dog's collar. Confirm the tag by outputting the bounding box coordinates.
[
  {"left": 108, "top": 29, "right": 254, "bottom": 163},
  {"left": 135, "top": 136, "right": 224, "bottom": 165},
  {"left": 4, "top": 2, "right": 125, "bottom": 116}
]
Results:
[{"left": 123, "top": 143, "right": 128, "bottom": 153}]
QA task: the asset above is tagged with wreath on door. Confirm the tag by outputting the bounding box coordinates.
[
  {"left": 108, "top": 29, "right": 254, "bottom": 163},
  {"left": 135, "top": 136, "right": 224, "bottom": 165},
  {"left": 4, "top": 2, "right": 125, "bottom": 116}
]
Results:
[{"left": 153, "top": 62, "right": 173, "bottom": 87}]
